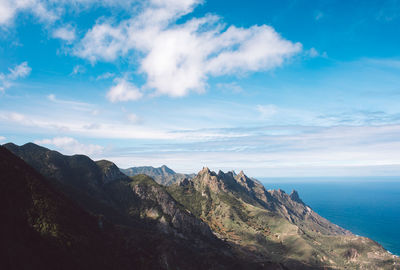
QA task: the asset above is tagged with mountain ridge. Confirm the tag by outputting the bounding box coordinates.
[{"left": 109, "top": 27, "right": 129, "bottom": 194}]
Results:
[
  {"left": 121, "top": 165, "right": 195, "bottom": 186},
  {"left": 2, "top": 142, "right": 399, "bottom": 269}
]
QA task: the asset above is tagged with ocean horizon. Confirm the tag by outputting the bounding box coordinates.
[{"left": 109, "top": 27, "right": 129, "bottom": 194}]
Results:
[{"left": 259, "top": 177, "right": 400, "bottom": 256}]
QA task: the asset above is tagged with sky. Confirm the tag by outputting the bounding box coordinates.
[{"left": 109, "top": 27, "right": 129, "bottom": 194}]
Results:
[{"left": 1, "top": 0, "right": 400, "bottom": 177}]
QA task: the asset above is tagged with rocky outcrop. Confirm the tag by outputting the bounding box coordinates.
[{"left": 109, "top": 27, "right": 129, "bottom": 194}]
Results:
[
  {"left": 130, "top": 174, "right": 215, "bottom": 240},
  {"left": 96, "top": 160, "right": 129, "bottom": 183},
  {"left": 268, "top": 188, "right": 350, "bottom": 235}
]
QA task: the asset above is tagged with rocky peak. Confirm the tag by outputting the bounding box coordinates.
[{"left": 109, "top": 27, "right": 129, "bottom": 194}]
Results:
[
  {"left": 233, "top": 170, "right": 255, "bottom": 191},
  {"left": 289, "top": 190, "right": 304, "bottom": 204},
  {"left": 195, "top": 167, "right": 225, "bottom": 192},
  {"left": 96, "top": 160, "right": 128, "bottom": 184},
  {"left": 179, "top": 177, "right": 193, "bottom": 187},
  {"left": 160, "top": 165, "right": 175, "bottom": 174},
  {"left": 199, "top": 166, "right": 212, "bottom": 175},
  {"left": 226, "top": 170, "right": 236, "bottom": 177}
]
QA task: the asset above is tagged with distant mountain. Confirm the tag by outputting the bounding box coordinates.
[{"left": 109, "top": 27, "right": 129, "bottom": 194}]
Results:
[
  {"left": 2, "top": 142, "right": 399, "bottom": 269},
  {"left": 121, "top": 165, "right": 195, "bottom": 186}
]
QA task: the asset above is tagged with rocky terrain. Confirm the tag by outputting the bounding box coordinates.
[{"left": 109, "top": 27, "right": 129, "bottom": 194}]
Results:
[
  {"left": 121, "top": 165, "right": 194, "bottom": 186},
  {"left": 2, "top": 142, "right": 399, "bottom": 270},
  {"left": 167, "top": 168, "right": 399, "bottom": 269}
]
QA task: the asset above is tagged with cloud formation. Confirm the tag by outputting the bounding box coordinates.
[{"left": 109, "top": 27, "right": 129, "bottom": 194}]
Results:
[
  {"left": 0, "top": 62, "right": 31, "bottom": 91},
  {"left": 53, "top": 25, "right": 76, "bottom": 42},
  {"left": 35, "top": 136, "right": 104, "bottom": 156},
  {"left": 257, "top": 104, "right": 278, "bottom": 119},
  {"left": 0, "top": 0, "right": 137, "bottom": 26},
  {"left": 74, "top": 0, "right": 302, "bottom": 98},
  {"left": 107, "top": 78, "right": 143, "bottom": 102}
]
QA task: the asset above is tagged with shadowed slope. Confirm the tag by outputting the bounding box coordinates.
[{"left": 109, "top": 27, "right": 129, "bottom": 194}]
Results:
[{"left": 2, "top": 143, "right": 286, "bottom": 269}]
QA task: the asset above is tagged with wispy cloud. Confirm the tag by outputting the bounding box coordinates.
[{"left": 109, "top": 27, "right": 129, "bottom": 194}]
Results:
[
  {"left": 315, "top": 10, "right": 324, "bottom": 21},
  {"left": 0, "top": 0, "right": 57, "bottom": 26},
  {"left": 96, "top": 72, "right": 115, "bottom": 80},
  {"left": 0, "top": 62, "right": 31, "bottom": 91},
  {"left": 376, "top": 0, "right": 400, "bottom": 22},
  {"left": 0, "top": 0, "right": 137, "bottom": 26},
  {"left": 216, "top": 82, "right": 243, "bottom": 93},
  {"left": 104, "top": 124, "right": 400, "bottom": 176},
  {"left": 305, "top": 47, "right": 327, "bottom": 58},
  {"left": 47, "top": 94, "right": 94, "bottom": 112},
  {"left": 256, "top": 104, "right": 278, "bottom": 119},
  {"left": 127, "top": 113, "right": 141, "bottom": 124},
  {"left": 71, "top": 65, "right": 86, "bottom": 75},
  {"left": 0, "top": 136, "right": 6, "bottom": 141},
  {"left": 35, "top": 137, "right": 104, "bottom": 156}
]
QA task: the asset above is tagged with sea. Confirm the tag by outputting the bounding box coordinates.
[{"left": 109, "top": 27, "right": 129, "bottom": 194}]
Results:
[{"left": 259, "top": 177, "right": 400, "bottom": 256}]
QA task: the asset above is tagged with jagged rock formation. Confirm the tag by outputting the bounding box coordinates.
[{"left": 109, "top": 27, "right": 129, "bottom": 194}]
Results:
[
  {"left": 167, "top": 167, "right": 400, "bottom": 269},
  {"left": 121, "top": 165, "right": 194, "bottom": 186}
]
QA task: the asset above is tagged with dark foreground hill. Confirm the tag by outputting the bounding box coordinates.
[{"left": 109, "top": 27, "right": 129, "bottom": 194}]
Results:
[
  {"left": 2, "top": 142, "right": 399, "bottom": 269},
  {"left": 1, "top": 144, "right": 283, "bottom": 270}
]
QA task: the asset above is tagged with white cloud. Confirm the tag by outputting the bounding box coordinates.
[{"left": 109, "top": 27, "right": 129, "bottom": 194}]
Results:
[
  {"left": 0, "top": 136, "right": 6, "bottom": 141},
  {"left": 0, "top": 112, "right": 26, "bottom": 123},
  {"left": 8, "top": 62, "right": 31, "bottom": 79},
  {"left": 107, "top": 78, "right": 143, "bottom": 102},
  {"left": 305, "top": 48, "right": 327, "bottom": 58},
  {"left": 53, "top": 25, "right": 76, "bottom": 42},
  {"left": 127, "top": 113, "right": 140, "bottom": 123},
  {"left": 0, "top": 0, "right": 138, "bottom": 26},
  {"left": 71, "top": 65, "right": 86, "bottom": 75},
  {"left": 257, "top": 104, "right": 278, "bottom": 119},
  {"left": 96, "top": 72, "right": 115, "bottom": 80},
  {"left": 35, "top": 137, "right": 104, "bottom": 156},
  {"left": 74, "top": 0, "right": 302, "bottom": 98},
  {"left": 46, "top": 94, "right": 94, "bottom": 112},
  {"left": 216, "top": 82, "right": 243, "bottom": 93},
  {"left": 0, "top": 62, "right": 31, "bottom": 91},
  {"left": 0, "top": 0, "right": 58, "bottom": 26},
  {"left": 307, "top": 48, "right": 319, "bottom": 58}
]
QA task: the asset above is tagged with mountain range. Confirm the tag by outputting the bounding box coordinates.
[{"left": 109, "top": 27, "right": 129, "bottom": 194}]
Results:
[{"left": 1, "top": 142, "right": 399, "bottom": 269}]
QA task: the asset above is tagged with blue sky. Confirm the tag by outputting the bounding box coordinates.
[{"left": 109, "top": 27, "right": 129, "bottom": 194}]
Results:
[{"left": 1, "top": 0, "right": 400, "bottom": 177}]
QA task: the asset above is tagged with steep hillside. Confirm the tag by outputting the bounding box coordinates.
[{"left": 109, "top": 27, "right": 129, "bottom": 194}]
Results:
[
  {"left": 2, "top": 143, "right": 284, "bottom": 269},
  {"left": 0, "top": 145, "right": 149, "bottom": 270},
  {"left": 167, "top": 167, "right": 400, "bottom": 269},
  {"left": 121, "top": 165, "right": 194, "bottom": 185}
]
